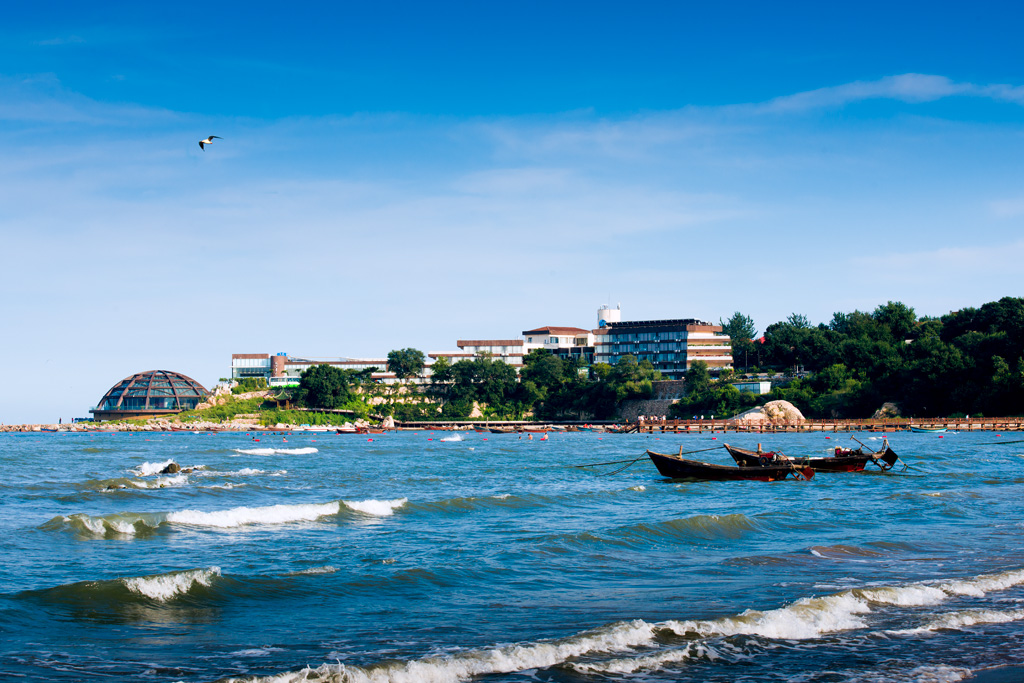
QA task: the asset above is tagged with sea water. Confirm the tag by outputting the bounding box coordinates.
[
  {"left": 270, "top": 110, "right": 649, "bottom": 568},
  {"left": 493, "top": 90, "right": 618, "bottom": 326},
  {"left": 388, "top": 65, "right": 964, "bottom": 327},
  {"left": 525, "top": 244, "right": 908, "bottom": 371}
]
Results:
[{"left": 1, "top": 429, "right": 1023, "bottom": 681}]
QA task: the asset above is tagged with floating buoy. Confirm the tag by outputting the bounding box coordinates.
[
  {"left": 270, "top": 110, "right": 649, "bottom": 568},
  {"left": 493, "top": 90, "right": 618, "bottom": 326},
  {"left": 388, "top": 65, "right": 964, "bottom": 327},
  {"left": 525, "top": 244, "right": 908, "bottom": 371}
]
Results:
[
  {"left": 368, "top": 438, "right": 373, "bottom": 442},
  {"left": 428, "top": 438, "right": 433, "bottom": 441},
  {"left": 938, "top": 436, "right": 944, "bottom": 438},
  {"left": 825, "top": 436, "right": 830, "bottom": 439},
  {"left": 711, "top": 437, "right": 717, "bottom": 440}
]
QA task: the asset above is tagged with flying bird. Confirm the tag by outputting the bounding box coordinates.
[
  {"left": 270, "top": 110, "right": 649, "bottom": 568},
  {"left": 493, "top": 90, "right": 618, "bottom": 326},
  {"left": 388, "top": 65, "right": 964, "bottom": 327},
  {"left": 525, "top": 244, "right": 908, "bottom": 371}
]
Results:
[{"left": 198, "top": 135, "right": 222, "bottom": 150}]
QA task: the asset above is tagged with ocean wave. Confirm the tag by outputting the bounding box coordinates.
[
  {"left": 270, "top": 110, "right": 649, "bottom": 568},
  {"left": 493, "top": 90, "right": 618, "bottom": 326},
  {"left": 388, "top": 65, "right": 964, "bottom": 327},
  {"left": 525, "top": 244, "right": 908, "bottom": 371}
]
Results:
[
  {"left": 81, "top": 474, "right": 189, "bottom": 491},
  {"left": 193, "top": 468, "right": 288, "bottom": 477},
  {"left": 284, "top": 565, "right": 339, "bottom": 576},
  {"left": 20, "top": 567, "right": 222, "bottom": 605},
  {"left": 42, "top": 511, "right": 164, "bottom": 536},
  {"left": 232, "top": 567, "right": 1024, "bottom": 682},
  {"left": 129, "top": 460, "right": 205, "bottom": 477},
  {"left": 130, "top": 459, "right": 177, "bottom": 476},
  {"left": 235, "top": 619, "right": 657, "bottom": 683},
  {"left": 664, "top": 590, "right": 871, "bottom": 640},
  {"left": 810, "top": 544, "right": 888, "bottom": 560},
  {"left": 122, "top": 567, "right": 222, "bottom": 601},
  {"left": 343, "top": 498, "right": 407, "bottom": 517},
  {"left": 44, "top": 497, "right": 405, "bottom": 535},
  {"left": 166, "top": 501, "right": 343, "bottom": 527},
  {"left": 232, "top": 447, "right": 318, "bottom": 456},
  {"left": 569, "top": 642, "right": 710, "bottom": 675},
  {"left": 887, "top": 607, "right": 1024, "bottom": 635},
  {"left": 612, "top": 513, "right": 760, "bottom": 545}
]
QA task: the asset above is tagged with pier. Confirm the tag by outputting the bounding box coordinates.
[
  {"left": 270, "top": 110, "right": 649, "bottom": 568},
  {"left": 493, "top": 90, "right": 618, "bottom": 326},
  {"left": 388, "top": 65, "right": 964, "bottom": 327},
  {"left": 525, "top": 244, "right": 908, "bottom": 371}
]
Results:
[{"left": 635, "top": 417, "right": 1024, "bottom": 434}]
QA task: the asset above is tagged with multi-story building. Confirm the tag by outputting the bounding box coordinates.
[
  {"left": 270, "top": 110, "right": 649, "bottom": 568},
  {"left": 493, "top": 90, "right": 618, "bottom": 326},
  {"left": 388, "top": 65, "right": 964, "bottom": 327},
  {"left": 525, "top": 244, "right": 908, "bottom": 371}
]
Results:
[
  {"left": 593, "top": 317, "right": 732, "bottom": 380},
  {"left": 231, "top": 306, "right": 731, "bottom": 388},
  {"left": 429, "top": 339, "right": 525, "bottom": 369},
  {"left": 230, "top": 353, "right": 397, "bottom": 387},
  {"left": 522, "top": 326, "right": 595, "bottom": 365}
]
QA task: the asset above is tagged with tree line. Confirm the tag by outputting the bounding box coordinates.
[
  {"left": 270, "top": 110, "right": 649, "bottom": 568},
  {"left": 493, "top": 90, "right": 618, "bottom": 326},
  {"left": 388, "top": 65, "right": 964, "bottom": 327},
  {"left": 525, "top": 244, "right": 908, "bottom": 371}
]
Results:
[{"left": 290, "top": 296, "right": 1024, "bottom": 420}]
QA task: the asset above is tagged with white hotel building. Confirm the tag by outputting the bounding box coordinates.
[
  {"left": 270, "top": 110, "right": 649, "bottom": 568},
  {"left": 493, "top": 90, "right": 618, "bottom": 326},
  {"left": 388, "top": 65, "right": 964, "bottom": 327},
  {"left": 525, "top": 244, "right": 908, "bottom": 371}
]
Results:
[
  {"left": 593, "top": 315, "right": 733, "bottom": 380},
  {"left": 230, "top": 307, "right": 732, "bottom": 386}
]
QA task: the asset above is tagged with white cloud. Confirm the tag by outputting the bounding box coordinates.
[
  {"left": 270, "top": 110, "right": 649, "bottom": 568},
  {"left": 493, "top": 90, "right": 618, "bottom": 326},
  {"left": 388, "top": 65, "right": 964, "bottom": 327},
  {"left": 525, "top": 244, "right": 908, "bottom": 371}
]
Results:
[{"left": 756, "top": 73, "right": 1024, "bottom": 113}]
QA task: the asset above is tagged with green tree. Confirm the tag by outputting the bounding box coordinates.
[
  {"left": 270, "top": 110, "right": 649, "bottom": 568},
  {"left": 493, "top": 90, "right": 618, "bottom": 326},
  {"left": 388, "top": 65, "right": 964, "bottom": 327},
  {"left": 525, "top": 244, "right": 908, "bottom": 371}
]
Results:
[
  {"left": 721, "top": 311, "right": 757, "bottom": 371},
  {"left": 787, "top": 313, "right": 812, "bottom": 329},
  {"left": 430, "top": 356, "right": 452, "bottom": 383},
  {"left": 387, "top": 348, "right": 426, "bottom": 380},
  {"left": 684, "top": 360, "right": 711, "bottom": 396},
  {"left": 294, "top": 364, "right": 356, "bottom": 409},
  {"left": 520, "top": 349, "right": 565, "bottom": 397},
  {"left": 872, "top": 301, "right": 916, "bottom": 342}
]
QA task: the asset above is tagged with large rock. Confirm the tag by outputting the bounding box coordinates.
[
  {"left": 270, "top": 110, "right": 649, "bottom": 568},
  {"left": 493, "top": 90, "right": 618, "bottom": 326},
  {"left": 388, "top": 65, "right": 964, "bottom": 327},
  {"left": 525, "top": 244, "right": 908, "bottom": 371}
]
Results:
[
  {"left": 729, "top": 400, "right": 806, "bottom": 425},
  {"left": 873, "top": 402, "right": 902, "bottom": 419}
]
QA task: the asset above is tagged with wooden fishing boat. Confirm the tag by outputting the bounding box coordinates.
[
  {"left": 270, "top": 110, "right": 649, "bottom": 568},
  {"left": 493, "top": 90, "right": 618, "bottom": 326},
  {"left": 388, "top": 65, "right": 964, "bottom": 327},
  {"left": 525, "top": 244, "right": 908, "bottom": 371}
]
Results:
[
  {"left": 724, "top": 441, "right": 900, "bottom": 472},
  {"left": 520, "top": 427, "right": 549, "bottom": 433},
  {"left": 488, "top": 427, "right": 516, "bottom": 434},
  {"left": 646, "top": 450, "right": 813, "bottom": 481},
  {"left": 910, "top": 426, "right": 947, "bottom": 433}
]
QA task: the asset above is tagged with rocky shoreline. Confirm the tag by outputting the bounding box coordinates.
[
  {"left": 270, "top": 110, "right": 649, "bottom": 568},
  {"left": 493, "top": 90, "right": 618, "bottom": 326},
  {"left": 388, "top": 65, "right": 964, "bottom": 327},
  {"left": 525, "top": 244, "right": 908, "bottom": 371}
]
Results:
[{"left": 0, "top": 417, "right": 380, "bottom": 433}]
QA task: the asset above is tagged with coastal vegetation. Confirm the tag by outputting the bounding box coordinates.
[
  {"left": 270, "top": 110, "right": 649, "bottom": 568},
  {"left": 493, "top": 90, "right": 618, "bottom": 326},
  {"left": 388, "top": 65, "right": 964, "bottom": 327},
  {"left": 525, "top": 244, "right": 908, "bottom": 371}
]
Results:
[
  {"left": 168, "top": 296, "right": 1024, "bottom": 426},
  {"left": 675, "top": 297, "right": 1024, "bottom": 419}
]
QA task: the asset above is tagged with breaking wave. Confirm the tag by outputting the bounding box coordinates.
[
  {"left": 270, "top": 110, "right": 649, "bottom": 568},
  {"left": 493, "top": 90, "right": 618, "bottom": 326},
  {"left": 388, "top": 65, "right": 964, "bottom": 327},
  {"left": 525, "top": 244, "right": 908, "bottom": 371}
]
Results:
[
  {"left": 44, "top": 498, "right": 408, "bottom": 535},
  {"left": 232, "top": 447, "right": 318, "bottom": 456},
  {"left": 342, "top": 498, "right": 407, "bottom": 517},
  {"left": 129, "top": 459, "right": 176, "bottom": 476},
  {"left": 166, "top": 501, "right": 344, "bottom": 527},
  {"left": 122, "top": 567, "right": 222, "bottom": 601},
  {"left": 234, "top": 567, "right": 1024, "bottom": 682},
  {"left": 21, "top": 567, "right": 222, "bottom": 605}
]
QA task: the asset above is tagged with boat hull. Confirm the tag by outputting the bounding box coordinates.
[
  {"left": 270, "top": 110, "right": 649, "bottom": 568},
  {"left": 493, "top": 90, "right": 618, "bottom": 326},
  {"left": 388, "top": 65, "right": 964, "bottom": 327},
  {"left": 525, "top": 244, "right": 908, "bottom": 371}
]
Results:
[
  {"left": 646, "top": 451, "right": 806, "bottom": 482},
  {"left": 724, "top": 443, "right": 898, "bottom": 472}
]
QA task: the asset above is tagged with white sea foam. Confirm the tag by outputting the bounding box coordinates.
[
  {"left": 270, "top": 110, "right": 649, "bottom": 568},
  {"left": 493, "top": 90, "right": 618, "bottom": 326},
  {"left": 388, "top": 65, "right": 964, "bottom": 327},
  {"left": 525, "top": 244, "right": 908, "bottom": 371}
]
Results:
[
  {"left": 889, "top": 608, "right": 1024, "bottom": 636},
  {"left": 62, "top": 512, "right": 161, "bottom": 536},
  {"left": 166, "top": 501, "right": 342, "bottom": 528},
  {"left": 130, "top": 459, "right": 176, "bottom": 476},
  {"left": 285, "top": 565, "right": 339, "bottom": 576},
  {"left": 629, "top": 485, "right": 646, "bottom": 492},
  {"left": 202, "top": 482, "right": 246, "bottom": 490},
  {"left": 240, "top": 566, "right": 1024, "bottom": 683},
  {"left": 857, "top": 584, "right": 948, "bottom": 606},
  {"left": 249, "top": 619, "right": 656, "bottom": 683},
  {"left": 665, "top": 591, "right": 871, "bottom": 640},
  {"left": 122, "top": 567, "right": 221, "bottom": 601},
  {"left": 342, "top": 498, "right": 408, "bottom": 517},
  {"left": 232, "top": 447, "right": 319, "bottom": 456},
  {"left": 939, "top": 568, "right": 1024, "bottom": 597},
  {"left": 141, "top": 474, "right": 189, "bottom": 488},
  {"left": 570, "top": 642, "right": 711, "bottom": 675},
  {"left": 440, "top": 434, "right": 463, "bottom": 442}
]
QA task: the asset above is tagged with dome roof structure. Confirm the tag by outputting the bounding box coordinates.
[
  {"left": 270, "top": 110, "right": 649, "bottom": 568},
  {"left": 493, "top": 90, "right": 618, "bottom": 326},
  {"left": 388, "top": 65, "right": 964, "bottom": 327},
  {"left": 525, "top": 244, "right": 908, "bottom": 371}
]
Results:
[{"left": 90, "top": 370, "right": 208, "bottom": 421}]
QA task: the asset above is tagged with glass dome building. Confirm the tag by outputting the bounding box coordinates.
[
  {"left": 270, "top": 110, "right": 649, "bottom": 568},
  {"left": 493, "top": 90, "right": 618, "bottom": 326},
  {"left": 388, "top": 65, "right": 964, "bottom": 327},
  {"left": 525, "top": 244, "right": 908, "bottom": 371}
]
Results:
[{"left": 90, "top": 370, "right": 208, "bottom": 421}]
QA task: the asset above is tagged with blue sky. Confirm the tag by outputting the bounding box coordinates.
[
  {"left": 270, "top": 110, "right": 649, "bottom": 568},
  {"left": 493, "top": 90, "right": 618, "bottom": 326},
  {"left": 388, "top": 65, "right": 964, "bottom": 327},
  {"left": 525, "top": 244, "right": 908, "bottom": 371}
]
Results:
[{"left": 3, "top": 1, "right": 1023, "bottom": 423}]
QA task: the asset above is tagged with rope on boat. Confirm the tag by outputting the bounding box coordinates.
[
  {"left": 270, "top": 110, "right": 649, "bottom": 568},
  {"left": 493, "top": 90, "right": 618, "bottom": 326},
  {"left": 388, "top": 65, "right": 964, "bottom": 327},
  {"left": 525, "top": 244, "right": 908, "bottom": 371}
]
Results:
[
  {"left": 597, "top": 455, "right": 647, "bottom": 476},
  {"left": 572, "top": 456, "right": 647, "bottom": 468},
  {"left": 572, "top": 445, "right": 721, "bottom": 470}
]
